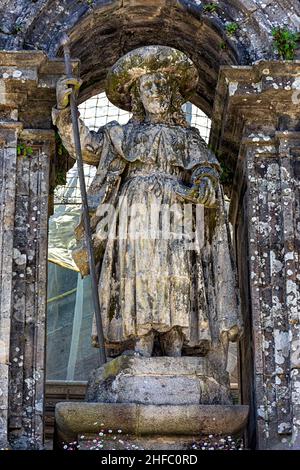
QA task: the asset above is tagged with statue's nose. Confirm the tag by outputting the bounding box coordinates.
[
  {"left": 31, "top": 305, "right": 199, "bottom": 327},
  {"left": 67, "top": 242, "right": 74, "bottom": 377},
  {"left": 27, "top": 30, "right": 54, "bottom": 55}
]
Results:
[{"left": 151, "top": 82, "right": 160, "bottom": 93}]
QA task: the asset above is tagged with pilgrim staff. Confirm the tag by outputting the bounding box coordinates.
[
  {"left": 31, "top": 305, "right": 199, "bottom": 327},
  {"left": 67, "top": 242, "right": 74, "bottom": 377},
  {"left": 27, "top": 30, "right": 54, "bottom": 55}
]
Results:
[{"left": 61, "top": 33, "right": 106, "bottom": 365}]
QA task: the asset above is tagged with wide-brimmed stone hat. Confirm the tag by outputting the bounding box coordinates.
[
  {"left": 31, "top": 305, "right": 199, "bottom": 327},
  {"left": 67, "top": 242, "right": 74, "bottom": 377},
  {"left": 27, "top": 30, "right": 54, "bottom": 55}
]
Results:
[{"left": 105, "top": 45, "right": 199, "bottom": 111}]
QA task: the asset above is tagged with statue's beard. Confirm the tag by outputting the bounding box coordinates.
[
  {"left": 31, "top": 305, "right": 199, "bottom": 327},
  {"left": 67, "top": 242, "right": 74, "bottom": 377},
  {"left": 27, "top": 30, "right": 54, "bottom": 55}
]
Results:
[
  {"left": 144, "top": 104, "right": 170, "bottom": 123},
  {"left": 144, "top": 101, "right": 169, "bottom": 115}
]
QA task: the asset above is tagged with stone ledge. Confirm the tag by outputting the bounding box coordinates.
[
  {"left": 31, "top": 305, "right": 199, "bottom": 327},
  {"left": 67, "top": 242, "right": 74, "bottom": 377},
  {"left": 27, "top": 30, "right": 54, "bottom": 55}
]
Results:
[
  {"left": 0, "top": 50, "right": 78, "bottom": 75},
  {"left": 98, "top": 356, "right": 223, "bottom": 377},
  {"left": 55, "top": 402, "right": 249, "bottom": 446}
]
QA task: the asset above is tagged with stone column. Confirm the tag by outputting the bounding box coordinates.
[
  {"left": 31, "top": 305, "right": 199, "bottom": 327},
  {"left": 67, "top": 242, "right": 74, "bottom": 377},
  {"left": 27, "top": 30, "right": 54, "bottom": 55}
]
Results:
[
  {"left": 211, "top": 62, "right": 300, "bottom": 449},
  {"left": 0, "top": 121, "right": 22, "bottom": 448},
  {"left": 0, "top": 52, "right": 77, "bottom": 449}
]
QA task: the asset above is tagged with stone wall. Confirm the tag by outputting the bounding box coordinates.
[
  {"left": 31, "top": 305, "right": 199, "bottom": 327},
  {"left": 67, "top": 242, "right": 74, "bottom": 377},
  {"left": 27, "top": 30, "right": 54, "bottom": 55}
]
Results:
[
  {"left": 0, "top": 52, "right": 78, "bottom": 448},
  {"left": 0, "top": 1, "right": 299, "bottom": 112},
  {"left": 211, "top": 61, "right": 300, "bottom": 449}
]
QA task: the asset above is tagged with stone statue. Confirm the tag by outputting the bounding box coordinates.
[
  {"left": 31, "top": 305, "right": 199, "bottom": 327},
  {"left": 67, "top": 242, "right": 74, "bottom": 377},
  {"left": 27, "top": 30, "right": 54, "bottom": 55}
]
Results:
[{"left": 53, "top": 46, "right": 242, "bottom": 371}]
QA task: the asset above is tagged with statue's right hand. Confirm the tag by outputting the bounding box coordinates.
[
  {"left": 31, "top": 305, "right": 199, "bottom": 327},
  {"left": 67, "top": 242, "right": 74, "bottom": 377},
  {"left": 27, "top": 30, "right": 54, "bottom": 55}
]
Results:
[{"left": 56, "top": 76, "right": 82, "bottom": 110}]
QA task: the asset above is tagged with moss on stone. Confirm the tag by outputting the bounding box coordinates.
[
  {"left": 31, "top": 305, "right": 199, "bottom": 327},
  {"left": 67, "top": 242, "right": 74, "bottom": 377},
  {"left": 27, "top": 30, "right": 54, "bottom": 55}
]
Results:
[{"left": 102, "top": 356, "right": 131, "bottom": 380}]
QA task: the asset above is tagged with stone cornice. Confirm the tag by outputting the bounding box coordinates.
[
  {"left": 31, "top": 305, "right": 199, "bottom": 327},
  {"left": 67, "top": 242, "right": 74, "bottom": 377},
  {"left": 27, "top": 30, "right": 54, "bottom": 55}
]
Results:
[
  {"left": 210, "top": 61, "right": 300, "bottom": 181},
  {"left": 219, "top": 61, "right": 300, "bottom": 81},
  {"left": 0, "top": 51, "right": 79, "bottom": 128},
  {"left": 0, "top": 50, "right": 79, "bottom": 76},
  {"left": 0, "top": 120, "right": 23, "bottom": 129},
  {"left": 20, "top": 128, "right": 55, "bottom": 140},
  {"left": 214, "top": 61, "right": 300, "bottom": 119}
]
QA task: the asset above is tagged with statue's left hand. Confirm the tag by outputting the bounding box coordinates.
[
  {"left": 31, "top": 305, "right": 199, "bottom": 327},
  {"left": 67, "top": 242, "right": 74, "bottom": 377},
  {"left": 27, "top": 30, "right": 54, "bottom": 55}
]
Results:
[
  {"left": 227, "top": 325, "right": 241, "bottom": 342},
  {"left": 220, "top": 325, "right": 243, "bottom": 350},
  {"left": 194, "top": 177, "right": 216, "bottom": 207}
]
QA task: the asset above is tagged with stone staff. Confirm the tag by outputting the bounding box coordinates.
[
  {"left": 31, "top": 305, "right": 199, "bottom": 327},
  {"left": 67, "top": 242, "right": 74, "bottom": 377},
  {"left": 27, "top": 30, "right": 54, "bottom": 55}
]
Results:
[{"left": 60, "top": 33, "right": 106, "bottom": 365}]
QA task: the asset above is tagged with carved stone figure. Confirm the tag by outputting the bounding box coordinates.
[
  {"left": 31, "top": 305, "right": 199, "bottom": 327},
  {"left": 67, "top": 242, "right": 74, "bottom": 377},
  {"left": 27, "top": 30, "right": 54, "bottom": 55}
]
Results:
[{"left": 53, "top": 46, "right": 242, "bottom": 371}]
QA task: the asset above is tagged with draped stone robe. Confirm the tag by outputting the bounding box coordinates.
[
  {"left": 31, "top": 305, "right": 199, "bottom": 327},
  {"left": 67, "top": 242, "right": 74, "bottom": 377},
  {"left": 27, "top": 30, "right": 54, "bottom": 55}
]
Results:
[{"left": 53, "top": 108, "right": 242, "bottom": 354}]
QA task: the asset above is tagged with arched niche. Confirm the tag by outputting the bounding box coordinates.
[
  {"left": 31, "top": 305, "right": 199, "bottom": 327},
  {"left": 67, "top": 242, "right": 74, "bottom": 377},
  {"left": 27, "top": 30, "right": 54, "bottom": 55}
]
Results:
[{"left": 51, "top": 2, "right": 241, "bottom": 117}]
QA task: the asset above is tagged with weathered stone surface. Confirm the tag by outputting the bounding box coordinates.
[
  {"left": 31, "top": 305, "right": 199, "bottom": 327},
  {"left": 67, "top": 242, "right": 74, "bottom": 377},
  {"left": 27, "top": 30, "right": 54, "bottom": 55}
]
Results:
[
  {"left": 211, "top": 61, "right": 300, "bottom": 449},
  {"left": 8, "top": 131, "right": 54, "bottom": 449},
  {"left": 0, "top": 122, "right": 21, "bottom": 448},
  {"left": 1, "top": 1, "right": 299, "bottom": 116},
  {"left": 0, "top": 0, "right": 299, "bottom": 452},
  {"left": 55, "top": 401, "right": 249, "bottom": 447},
  {"left": 86, "top": 356, "right": 232, "bottom": 405},
  {"left": 0, "top": 51, "right": 73, "bottom": 449}
]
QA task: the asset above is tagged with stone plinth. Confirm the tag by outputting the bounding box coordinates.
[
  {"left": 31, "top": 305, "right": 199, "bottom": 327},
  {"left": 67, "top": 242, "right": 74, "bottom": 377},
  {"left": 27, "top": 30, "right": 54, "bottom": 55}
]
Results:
[
  {"left": 54, "top": 356, "right": 248, "bottom": 449},
  {"left": 86, "top": 356, "right": 232, "bottom": 406},
  {"left": 55, "top": 402, "right": 249, "bottom": 449}
]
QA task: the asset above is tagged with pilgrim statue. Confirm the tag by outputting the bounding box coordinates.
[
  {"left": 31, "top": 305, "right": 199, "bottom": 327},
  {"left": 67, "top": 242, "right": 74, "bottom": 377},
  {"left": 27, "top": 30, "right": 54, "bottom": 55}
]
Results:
[{"left": 53, "top": 46, "right": 242, "bottom": 370}]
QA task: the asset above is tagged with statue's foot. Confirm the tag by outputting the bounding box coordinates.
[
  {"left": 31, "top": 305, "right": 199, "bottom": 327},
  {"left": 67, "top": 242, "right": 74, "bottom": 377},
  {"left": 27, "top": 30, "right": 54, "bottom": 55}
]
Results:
[
  {"left": 160, "top": 327, "right": 184, "bottom": 357},
  {"left": 134, "top": 331, "right": 154, "bottom": 357}
]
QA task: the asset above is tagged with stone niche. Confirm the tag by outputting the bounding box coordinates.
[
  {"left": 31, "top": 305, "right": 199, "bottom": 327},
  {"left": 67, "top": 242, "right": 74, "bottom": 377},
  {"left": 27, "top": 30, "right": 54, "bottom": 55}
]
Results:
[{"left": 53, "top": 43, "right": 249, "bottom": 450}]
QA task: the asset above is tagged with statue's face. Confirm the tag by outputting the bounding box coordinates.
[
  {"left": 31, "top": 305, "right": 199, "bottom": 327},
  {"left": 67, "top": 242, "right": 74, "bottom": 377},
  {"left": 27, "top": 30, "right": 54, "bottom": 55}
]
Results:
[{"left": 139, "top": 72, "right": 171, "bottom": 115}]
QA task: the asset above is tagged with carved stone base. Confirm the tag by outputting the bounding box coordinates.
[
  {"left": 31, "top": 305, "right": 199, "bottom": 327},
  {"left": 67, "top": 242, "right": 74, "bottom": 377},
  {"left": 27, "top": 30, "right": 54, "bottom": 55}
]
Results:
[
  {"left": 54, "top": 356, "right": 249, "bottom": 449},
  {"left": 86, "top": 356, "right": 232, "bottom": 405},
  {"left": 55, "top": 402, "right": 249, "bottom": 449}
]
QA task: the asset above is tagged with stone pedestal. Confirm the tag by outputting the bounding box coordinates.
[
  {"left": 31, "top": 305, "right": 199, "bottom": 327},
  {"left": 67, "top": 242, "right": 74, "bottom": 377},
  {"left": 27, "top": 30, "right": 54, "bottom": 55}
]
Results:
[
  {"left": 55, "top": 402, "right": 249, "bottom": 450},
  {"left": 54, "top": 356, "right": 249, "bottom": 449},
  {"left": 86, "top": 356, "right": 232, "bottom": 405}
]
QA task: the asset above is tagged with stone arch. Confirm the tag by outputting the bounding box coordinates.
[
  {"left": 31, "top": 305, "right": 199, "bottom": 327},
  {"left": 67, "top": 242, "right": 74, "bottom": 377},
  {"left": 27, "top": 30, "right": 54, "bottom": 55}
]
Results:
[
  {"left": 1, "top": 0, "right": 299, "bottom": 115},
  {"left": 34, "top": 0, "right": 242, "bottom": 116}
]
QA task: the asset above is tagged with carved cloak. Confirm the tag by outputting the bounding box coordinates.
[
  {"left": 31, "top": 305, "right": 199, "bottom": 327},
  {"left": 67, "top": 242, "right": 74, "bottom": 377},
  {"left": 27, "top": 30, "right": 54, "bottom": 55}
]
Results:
[{"left": 66, "top": 120, "right": 242, "bottom": 351}]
